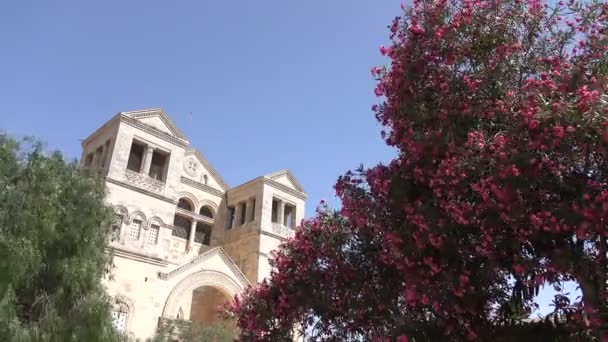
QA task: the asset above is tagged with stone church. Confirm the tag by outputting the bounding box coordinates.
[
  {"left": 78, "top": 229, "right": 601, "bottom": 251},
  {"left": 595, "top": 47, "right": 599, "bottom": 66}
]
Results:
[{"left": 80, "top": 108, "right": 306, "bottom": 340}]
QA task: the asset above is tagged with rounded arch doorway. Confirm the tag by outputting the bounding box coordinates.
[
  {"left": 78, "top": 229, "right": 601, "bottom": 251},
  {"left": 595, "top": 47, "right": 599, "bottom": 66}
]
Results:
[{"left": 162, "top": 270, "right": 244, "bottom": 321}]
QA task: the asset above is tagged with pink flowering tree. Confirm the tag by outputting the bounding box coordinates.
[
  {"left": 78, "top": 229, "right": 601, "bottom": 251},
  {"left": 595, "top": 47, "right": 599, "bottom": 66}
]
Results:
[{"left": 229, "top": 0, "right": 608, "bottom": 340}]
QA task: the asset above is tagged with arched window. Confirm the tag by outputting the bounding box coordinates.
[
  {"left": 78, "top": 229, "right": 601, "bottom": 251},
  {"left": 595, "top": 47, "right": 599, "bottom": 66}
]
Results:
[
  {"left": 111, "top": 300, "right": 129, "bottom": 334},
  {"left": 172, "top": 215, "right": 191, "bottom": 239},
  {"left": 203, "top": 174, "right": 208, "bottom": 185},
  {"left": 177, "top": 198, "right": 193, "bottom": 211},
  {"left": 199, "top": 206, "right": 214, "bottom": 218}
]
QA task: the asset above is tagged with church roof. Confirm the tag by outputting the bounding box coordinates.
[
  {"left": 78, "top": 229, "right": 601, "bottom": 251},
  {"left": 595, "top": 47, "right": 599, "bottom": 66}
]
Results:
[
  {"left": 120, "top": 108, "right": 188, "bottom": 141},
  {"left": 264, "top": 169, "right": 306, "bottom": 193}
]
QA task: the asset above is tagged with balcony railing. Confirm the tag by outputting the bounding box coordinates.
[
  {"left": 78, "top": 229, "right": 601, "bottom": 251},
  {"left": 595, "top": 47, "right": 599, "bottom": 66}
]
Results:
[
  {"left": 271, "top": 223, "right": 294, "bottom": 238},
  {"left": 125, "top": 169, "right": 165, "bottom": 194}
]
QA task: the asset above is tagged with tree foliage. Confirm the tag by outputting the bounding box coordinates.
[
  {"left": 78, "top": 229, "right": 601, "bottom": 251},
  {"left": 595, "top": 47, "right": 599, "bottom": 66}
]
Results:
[
  {"left": 230, "top": 0, "right": 608, "bottom": 340},
  {"left": 0, "top": 135, "right": 119, "bottom": 341}
]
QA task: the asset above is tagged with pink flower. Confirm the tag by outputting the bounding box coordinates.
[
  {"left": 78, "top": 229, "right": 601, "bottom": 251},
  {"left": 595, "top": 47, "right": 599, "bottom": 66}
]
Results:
[
  {"left": 379, "top": 45, "right": 388, "bottom": 56},
  {"left": 408, "top": 25, "right": 425, "bottom": 35},
  {"left": 397, "top": 335, "right": 410, "bottom": 342},
  {"left": 552, "top": 125, "right": 564, "bottom": 138},
  {"left": 528, "top": 120, "right": 539, "bottom": 130},
  {"left": 374, "top": 84, "right": 384, "bottom": 97},
  {"left": 513, "top": 264, "right": 525, "bottom": 275}
]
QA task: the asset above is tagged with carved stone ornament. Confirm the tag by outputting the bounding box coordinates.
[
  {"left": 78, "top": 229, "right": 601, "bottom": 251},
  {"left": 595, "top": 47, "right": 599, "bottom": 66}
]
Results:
[{"left": 184, "top": 158, "right": 199, "bottom": 177}]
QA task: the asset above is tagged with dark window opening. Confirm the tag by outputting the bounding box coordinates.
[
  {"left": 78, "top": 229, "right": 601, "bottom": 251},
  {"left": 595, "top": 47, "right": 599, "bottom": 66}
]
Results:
[
  {"left": 84, "top": 153, "right": 94, "bottom": 167},
  {"left": 271, "top": 199, "right": 279, "bottom": 223},
  {"left": 226, "top": 206, "right": 235, "bottom": 229},
  {"left": 94, "top": 146, "right": 103, "bottom": 168},
  {"left": 101, "top": 139, "right": 111, "bottom": 168},
  {"left": 172, "top": 214, "right": 191, "bottom": 239},
  {"left": 111, "top": 214, "right": 122, "bottom": 242},
  {"left": 149, "top": 150, "right": 168, "bottom": 181},
  {"left": 177, "top": 198, "right": 194, "bottom": 212},
  {"left": 126, "top": 141, "right": 145, "bottom": 172},
  {"left": 284, "top": 204, "right": 296, "bottom": 229},
  {"left": 239, "top": 202, "right": 247, "bottom": 225},
  {"left": 195, "top": 222, "right": 212, "bottom": 245},
  {"left": 199, "top": 206, "right": 214, "bottom": 218}
]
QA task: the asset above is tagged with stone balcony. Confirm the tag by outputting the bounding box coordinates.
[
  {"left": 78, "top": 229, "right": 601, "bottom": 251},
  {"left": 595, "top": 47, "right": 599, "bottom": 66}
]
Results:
[
  {"left": 270, "top": 223, "right": 294, "bottom": 239},
  {"left": 124, "top": 169, "right": 165, "bottom": 194}
]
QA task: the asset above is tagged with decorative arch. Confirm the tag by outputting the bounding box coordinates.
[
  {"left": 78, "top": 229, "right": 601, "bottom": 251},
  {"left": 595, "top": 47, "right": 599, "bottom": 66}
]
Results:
[
  {"left": 197, "top": 199, "right": 219, "bottom": 215},
  {"left": 161, "top": 270, "right": 244, "bottom": 319},
  {"left": 112, "top": 294, "right": 135, "bottom": 335},
  {"left": 176, "top": 191, "right": 199, "bottom": 210},
  {"left": 199, "top": 206, "right": 215, "bottom": 218},
  {"left": 147, "top": 216, "right": 164, "bottom": 228},
  {"left": 112, "top": 205, "right": 129, "bottom": 223},
  {"left": 128, "top": 210, "right": 147, "bottom": 224}
]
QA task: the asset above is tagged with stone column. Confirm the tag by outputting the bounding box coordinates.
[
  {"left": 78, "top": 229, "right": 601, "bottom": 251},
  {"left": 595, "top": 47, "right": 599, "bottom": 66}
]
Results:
[
  {"left": 248, "top": 198, "right": 254, "bottom": 222},
  {"left": 234, "top": 205, "right": 241, "bottom": 228},
  {"left": 278, "top": 201, "right": 285, "bottom": 226},
  {"left": 90, "top": 151, "right": 98, "bottom": 169},
  {"left": 188, "top": 220, "right": 197, "bottom": 250},
  {"left": 140, "top": 146, "right": 154, "bottom": 175}
]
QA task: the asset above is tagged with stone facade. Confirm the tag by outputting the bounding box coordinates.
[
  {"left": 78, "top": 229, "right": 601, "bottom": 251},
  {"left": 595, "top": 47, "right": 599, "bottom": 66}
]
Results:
[{"left": 80, "top": 109, "right": 307, "bottom": 340}]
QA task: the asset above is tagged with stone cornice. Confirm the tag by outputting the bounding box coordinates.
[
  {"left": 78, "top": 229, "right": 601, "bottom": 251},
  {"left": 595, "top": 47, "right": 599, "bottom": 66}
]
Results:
[
  {"left": 157, "top": 247, "right": 250, "bottom": 286},
  {"left": 224, "top": 226, "right": 290, "bottom": 243},
  {"left": 184, "top": 149, "right": 229, "bottom": 191},
  {"left": 106, "top": 247, "right": 169, "bottom": 267},
  {"left": 266, "top": 169, "right": 305, "bottom": 193},
  {"left": 263, "top": 178, "right": 308, "bottom": 200},
  {"left": 180, "top": 177, "right": 224, "bottom": 198},
  {"left": 120, "top": 115, "right": 189, "bottom": 148},
  {"left": 106, "top": 177, "right": 177, "bottom": 204},
  {"left": 81, "top": 114, "right": 121, "bottom": 146},
  {"left": 122, "top": 108, "right": 187, "bottom": 141}
]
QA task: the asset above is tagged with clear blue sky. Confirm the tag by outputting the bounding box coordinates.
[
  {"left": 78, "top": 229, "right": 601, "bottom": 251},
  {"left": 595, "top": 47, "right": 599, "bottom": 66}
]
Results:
[
  {"left": 0, "top": 0, "right": 575, "bottom": 315},
  {"left": 0, "top": 0, "right": 397, "bottom": 217}
]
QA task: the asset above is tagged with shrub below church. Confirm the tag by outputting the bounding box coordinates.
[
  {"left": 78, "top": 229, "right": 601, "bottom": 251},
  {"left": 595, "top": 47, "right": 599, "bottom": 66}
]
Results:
[{"left": 0, "top": 135, "right": 119, "bottom": 341}]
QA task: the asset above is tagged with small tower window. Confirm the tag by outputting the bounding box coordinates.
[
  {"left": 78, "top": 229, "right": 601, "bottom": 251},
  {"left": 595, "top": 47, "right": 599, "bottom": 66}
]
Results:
[
  {"left": 271, "top": 199, "right": 279, "bottom": 223},
  {"left": 84, "top": 153, "right": 94, "bottom": 168},
  {"left": 239, "top": 202, "right": 247, "bottom": 225},
  {"left": 149, "top": 150, "right": 169, "bottom": 181},
  {"left": 100, "top": 139, "right": 111, "bottom": 168},
  {"left": 226, "top": 206, "right": 235, "bottom": 229},
  {"left": 126, "top": 141, "right": 145, "bottom": 172},
  {"left": 284, "top": 204, "right": 296, "bottom": 229}
]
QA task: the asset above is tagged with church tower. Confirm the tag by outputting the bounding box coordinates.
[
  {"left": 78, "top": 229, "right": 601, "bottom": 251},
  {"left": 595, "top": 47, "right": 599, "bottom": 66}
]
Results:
[
  {"left": 216, "top": 170, "right": 307, "bottom": 283},
  {"left": 79, "top": 108, "right": 306, "bottom": 340}
]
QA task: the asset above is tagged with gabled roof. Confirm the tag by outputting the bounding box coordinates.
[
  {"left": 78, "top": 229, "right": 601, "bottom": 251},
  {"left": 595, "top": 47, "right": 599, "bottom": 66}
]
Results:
[
  {"left": 157, "top": 247, "right": 250, "bottom": 286},
  {"left": 185, "top": 149, "right": 229, "bottom": 191},
  {"left": 264, "top": 169, "right": 306, "bottom": 193},
  {"left": 121, "top": 108, "right": 188, "bottom": 141}
]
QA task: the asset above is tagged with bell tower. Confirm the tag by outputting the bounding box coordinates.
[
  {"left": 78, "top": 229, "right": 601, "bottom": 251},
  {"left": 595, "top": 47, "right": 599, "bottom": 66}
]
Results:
[{"left": 216, "top": 170, "right": 306, "bottom": 283}]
